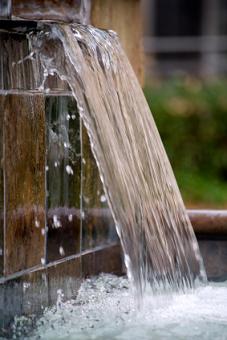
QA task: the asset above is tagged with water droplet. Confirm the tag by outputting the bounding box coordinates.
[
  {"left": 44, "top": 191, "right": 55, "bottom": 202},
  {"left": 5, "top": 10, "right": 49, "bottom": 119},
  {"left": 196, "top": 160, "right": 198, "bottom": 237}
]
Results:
[
  {"left": 81, "top": 211, "right": 85, "bottom": 220},
  {"left": 71, "top": 114, "right": 76, "bottom": 120},
  {"left": 54, "top": 161, "right": 58, "bottom": 168},
  {"left": 23, "top": 282, "right": 30, "bottom": 291},
  {"left": 100, "top": 195, "right": 107, "bottom": 203},
  {"left": 35, "top": 218, "right": 40, "bottom": 228},
  {"left": 66, "top": 165, "right": 74, "bottom": 175},
  {"left": 73, "top": 30, "right": 83, "bottom": 40},
  {"left": 78, "top": 105, "right": 84, "bottom": 113},
  {"left": 41, "top": 258, "right": 45, "bottom": 265},
  {"left": 82, "top": 158, "right": 86, "bottom": 165},
  {"left": 45, "top": 165, "right": 49, "bottom": 171},
  {"left": 56, "top": 289, "right": 64, "bottom": 309},
  {"left": 68, "top": 214, "right": 73, "bottom": 222},
  {"left": 83, "top": 196, "right": 90, "bottom": 204},
  {"left": 41, "top": 228, "right": 45, "bottom": 236},
  {"left": 66, "top": 114, "right": 71, "bottom": 121},
  {"left": 53, "top": 215, "right": 62, "bottom": 228},
  {"left": 59, "top": 246, "right": 65, "bottom": 256}
]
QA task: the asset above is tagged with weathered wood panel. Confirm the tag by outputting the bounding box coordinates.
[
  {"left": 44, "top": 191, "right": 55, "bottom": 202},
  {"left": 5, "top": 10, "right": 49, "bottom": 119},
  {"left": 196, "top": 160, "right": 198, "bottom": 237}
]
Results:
[
  {"left": 0, "top": 97, "right": 4, "bottom": 276},
  {"left": 46, "top": 96, "right": 81, "bottom": 261},
  {"left": 82, "top": 125, "right": 117, "bottom": 251},
  {"left": 91, "top": 0, "right": 144, "bottom": 85},
  {"left": 4, "top": 94, "right": 46, "bottom": 275}
]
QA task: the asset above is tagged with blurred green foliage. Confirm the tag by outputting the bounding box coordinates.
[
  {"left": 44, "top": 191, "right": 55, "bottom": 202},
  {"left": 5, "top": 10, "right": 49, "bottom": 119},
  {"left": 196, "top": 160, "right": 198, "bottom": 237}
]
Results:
[{"left": 144, "top": 77, "right": 227, "bottom": 207}]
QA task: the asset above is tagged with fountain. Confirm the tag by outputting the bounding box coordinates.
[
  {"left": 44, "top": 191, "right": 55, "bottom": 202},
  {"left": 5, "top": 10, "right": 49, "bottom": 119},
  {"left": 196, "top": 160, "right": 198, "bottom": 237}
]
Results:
[
  {"left": 1, "top": 0, "right": 227, "bottom": 338},
  {"left": 0, "top": 1, "right": 122, "bottom": 333}
]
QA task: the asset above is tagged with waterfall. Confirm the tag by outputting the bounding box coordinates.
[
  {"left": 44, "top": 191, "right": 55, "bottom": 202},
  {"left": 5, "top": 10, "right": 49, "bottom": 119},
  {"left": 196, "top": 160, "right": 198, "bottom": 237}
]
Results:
[{"left": 31, "top": 23, "right": 207, "bottom": 296}]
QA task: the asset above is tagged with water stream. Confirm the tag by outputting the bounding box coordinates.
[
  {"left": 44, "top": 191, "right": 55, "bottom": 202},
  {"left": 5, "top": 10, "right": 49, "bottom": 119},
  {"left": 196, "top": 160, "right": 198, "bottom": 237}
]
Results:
[{"left": 30, "top": 23, "right": 207, "bottom": 296}]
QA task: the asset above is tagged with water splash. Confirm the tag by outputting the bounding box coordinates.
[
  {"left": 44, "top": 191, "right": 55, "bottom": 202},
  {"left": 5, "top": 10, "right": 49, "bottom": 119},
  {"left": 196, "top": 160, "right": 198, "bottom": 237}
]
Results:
[
  {"left": 13, "top": 274, "right": 227, "bottom": 340},
  {"left": 31, "top": 24, "right": 207, "bottom": 296}
]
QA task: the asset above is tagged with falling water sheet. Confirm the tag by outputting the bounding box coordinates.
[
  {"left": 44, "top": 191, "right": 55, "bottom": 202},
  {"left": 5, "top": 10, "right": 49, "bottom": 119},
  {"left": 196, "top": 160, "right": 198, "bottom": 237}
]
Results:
[{"left": 30, "top": 23, "right": 207, "bottom": 296}]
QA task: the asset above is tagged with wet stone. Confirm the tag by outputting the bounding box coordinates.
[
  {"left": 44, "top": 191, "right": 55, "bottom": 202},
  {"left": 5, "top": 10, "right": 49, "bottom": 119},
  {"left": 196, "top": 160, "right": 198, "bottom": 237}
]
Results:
[
  {"left": 12, "top": 0, "right": 89, "bottom": 23},
  {"left": 46, "top": 96, "right": 81, "bottom": 261},
  {"left": 82, "top": 125, "right": 118, "bottom": 251},
  {"left": 4, "top": 94, "right": 46, "bottom": 275}
]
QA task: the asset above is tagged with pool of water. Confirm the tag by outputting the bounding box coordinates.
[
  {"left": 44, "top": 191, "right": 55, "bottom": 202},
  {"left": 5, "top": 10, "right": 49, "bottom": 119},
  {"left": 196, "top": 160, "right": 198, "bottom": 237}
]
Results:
[{"left": 12, "top": 274, "right": 227, "bottom": 339}]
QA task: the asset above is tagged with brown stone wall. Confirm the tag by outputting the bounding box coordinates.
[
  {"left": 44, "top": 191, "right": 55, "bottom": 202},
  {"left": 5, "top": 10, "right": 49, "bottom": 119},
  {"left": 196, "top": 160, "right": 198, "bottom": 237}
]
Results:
[
  {"left": 91, "top": 0, "right": 144, "bottom": 85},
  {"left": 4, "top": 95, "right": 46, "bottom": 275},
  {"left": 12, "top": 0, "right": 87, "bottom": 22}
]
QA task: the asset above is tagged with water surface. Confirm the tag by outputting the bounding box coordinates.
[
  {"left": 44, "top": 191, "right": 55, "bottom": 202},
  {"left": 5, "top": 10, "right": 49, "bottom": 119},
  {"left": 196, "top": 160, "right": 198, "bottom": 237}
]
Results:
[{"left": 20, "top": 274, "right": 227, "bottom": 340}]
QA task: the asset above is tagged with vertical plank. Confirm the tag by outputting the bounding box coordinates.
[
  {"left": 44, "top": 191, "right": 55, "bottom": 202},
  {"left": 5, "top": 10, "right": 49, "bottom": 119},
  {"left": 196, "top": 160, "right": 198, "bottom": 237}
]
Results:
[
  {"left": 46, "top": 96, "right": 81, "bottom": 262},
  {"left": 82, "top": 125, "right": 117, "bottom": 251},
  {"left": 91, "top": 0, "right": 144, "bottom": 85},
  {"left": 4, "top": 94, "right": 46, "bottom": 275},
  {"left": 0, "top": 97, "right": 4, "bottom": 276}
]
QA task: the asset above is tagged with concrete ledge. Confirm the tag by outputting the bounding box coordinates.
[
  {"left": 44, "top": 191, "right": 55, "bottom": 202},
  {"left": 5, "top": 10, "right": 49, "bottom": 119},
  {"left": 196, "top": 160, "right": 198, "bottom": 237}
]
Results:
[{"left": 188, "top": 210, "right": 227, "bottom": 234}]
